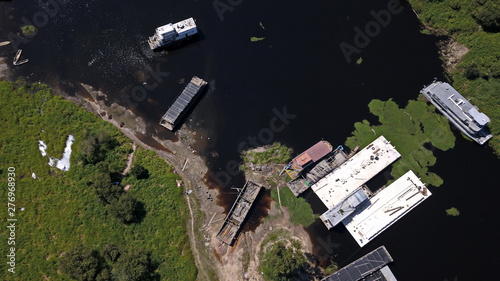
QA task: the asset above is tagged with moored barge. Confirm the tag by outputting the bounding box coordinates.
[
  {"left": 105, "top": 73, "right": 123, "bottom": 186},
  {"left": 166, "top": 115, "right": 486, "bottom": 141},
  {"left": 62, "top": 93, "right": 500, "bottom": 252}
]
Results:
[
  {"left": 216, "top": 181, "right": 263, "bottom": 245},
  {"left": 159, "top": 76, "right": 207, "bottom": 131}
]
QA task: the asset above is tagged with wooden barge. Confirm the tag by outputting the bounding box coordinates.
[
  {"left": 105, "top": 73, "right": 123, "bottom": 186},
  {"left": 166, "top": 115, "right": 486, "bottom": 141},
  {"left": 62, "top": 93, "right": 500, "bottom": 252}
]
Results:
[{"left": 216, "top": 181, "right": 263, "bottom": 245}]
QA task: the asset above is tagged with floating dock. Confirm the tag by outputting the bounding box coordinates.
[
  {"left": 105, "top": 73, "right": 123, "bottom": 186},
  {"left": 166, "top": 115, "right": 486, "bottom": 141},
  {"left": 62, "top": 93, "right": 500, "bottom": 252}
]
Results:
[
  {"left": 216, "top": 181, "right": 263, "bottom": 245},
  {"left": 287, "top": 145, "right": 348, "bottom": 197},
  {"left": 322, "top": 246, "right": 397, "bottom": 281},
  {"left": 159, "top": 76, "right": 207, "bottom": 131},
  {"left": 343, "top": 170, "right": 431, "bottom": 247},
  {"left": 311, "top": 135, "right": 400, "bottom": 210},
  {"left": 421, "top": 80, "right": 492, "bottom": 145}
]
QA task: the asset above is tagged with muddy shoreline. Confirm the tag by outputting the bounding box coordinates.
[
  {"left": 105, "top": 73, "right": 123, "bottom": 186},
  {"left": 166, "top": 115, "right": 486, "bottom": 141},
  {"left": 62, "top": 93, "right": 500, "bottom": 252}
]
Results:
[{"left": 64, "top": 84, "right": 317, "bottom": 280}]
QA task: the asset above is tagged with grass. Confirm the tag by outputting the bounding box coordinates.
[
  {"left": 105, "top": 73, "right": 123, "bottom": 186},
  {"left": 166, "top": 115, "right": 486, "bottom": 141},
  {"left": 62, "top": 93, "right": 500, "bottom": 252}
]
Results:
[
  {"left": 345, "top": 98, "right": 456, "bottom": 187},
  {"left": 270, "top": 187, "right": 317, "bottom": 227},
  {"left": 408, "top": 0, "right": 500, "bottom": 156},
  {"left": 259, "top": 229, "right": 290, "bottom": 251},
  {"left": 0, "top": 81, "right": 196, "bottom": 280},
  {"left": 241, "top": 142, "right": 292, "bottom": 166}
]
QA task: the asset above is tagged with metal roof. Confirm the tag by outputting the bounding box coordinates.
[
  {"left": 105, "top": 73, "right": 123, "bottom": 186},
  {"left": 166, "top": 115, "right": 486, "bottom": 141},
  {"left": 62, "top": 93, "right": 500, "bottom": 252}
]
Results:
[
  {"left": 322, "top": 246, "right": 395, "bottom": 281},
  {"left": 422, "top": 82, "right": 490, "bottom": 131},
  {"left": 306, "top": 140, "right": 333, "bottom": 162},
  {"left": 344, "top": 170, "right": 431, "bottom": 247},
  {"left": 312, "top": 135, "right": 400, "bottom": 210},
  {"left": 161, "top": 77, "right": 207, "bottom": 124},
  {"left": 320, "top": 187, "right": 370, "bottom": 229}
]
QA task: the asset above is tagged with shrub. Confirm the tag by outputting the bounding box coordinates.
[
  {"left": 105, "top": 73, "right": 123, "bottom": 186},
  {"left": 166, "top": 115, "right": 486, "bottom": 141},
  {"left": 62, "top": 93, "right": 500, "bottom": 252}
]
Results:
[{"left": 473, "top": 1, "right": 500, "bottom": 32}]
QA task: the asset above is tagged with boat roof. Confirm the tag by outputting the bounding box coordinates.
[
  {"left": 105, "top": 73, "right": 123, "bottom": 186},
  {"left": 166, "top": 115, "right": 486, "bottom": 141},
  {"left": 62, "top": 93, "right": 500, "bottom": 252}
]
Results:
[
  {"left": 155, "top": 17, "right": 197, "bottom": 35},
  {"left": 311, "top": 135, "right": 400, "bottom": 210},
  {"left": 423, "top": 82, "right": 490, "bottom": 128},
  {"left": 344, "top": 170, "right": 431, "bottom": 247},
  {"left": 320, "top": 187, "right": 370, "bottom": 229},
  {"left": 173, "top": 17, "right": 197, "bottom": 34},
  {"left": 294, "top": 140, "right": 333, "bottom": 166},
  {"left": 161, "top": 76, "right": 207, "bottom": 124},
  {"left": 322, "top": 246, "right": 396, "bottom": 281}
]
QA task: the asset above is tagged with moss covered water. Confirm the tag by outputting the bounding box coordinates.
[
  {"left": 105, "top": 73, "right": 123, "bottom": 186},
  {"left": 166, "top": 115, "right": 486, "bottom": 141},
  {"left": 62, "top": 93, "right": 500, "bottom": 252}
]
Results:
[{"left": 346, "top": 98, "right": 455, "bottom": 186}]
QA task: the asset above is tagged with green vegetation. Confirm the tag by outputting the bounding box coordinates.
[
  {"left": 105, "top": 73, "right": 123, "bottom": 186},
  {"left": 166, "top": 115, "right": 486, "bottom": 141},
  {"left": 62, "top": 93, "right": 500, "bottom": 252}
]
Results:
[
  {"left": 408, "top": 0, "right": 500, "bottom": 155},
  {"left": 129, "top": 164, "right": 149, "bottom": 180},
  {"left": 58, "top": 245, "right": 110, "bottom": 281},
  {"left": 259, "top": 229, "right": 291, "bottom": 251},
  {"left": 356, "top": 57, "right": 363, "bottom": 65},
  {"left": 0, "top": 81, "right": 196, "bottom": 280},
  {"left": 241, "top": 142, "right": 292, "bottom": 166},
  {"left": 250, "top": 37, "right": 266, "bottom": 42},
  {"left": 446, "top": 207, "right": 461, "bottom": 216},
  {"left": 270, "top": 187, "right": 317, "bottom": 227},
  {"left": 260, "top": 240, "right": 306, "bottom": 281},
  {"left": 20, "top": 24, "right": 37, "bottom": 37},
  {"left": 346, "top": 98, "right": 456, "bottom": 186},
  {"left": 324, "top": 261, "right": 339, "bottom": 275}
]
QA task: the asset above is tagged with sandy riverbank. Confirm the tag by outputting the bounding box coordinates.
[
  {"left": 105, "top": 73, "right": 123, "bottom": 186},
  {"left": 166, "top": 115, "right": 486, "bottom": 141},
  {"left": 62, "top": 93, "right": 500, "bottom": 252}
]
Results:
[{"left": 0, "top": 57, "right": 11, "bottom": 80}]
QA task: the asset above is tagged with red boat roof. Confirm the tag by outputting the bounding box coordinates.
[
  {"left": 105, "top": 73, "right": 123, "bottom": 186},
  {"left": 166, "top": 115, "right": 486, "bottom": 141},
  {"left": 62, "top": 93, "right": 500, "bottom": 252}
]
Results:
[{"left": 294, "top": 141, "right": 333, "bottom": 167}]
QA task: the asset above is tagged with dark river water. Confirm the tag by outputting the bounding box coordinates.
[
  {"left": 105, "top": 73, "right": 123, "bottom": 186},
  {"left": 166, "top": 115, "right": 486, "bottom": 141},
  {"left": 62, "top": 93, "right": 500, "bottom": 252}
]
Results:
[{"left": 1, "top": 0, "right": 499, "bottom": 280}]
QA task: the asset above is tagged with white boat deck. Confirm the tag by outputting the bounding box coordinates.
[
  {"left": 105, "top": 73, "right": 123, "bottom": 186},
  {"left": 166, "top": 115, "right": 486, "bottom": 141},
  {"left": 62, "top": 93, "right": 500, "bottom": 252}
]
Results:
[
  {"left": 344, "top": 170, "right": 432, "bottom": 247},
  {"left": 311, "top": 135, "right": 400, "bottom": 210}
]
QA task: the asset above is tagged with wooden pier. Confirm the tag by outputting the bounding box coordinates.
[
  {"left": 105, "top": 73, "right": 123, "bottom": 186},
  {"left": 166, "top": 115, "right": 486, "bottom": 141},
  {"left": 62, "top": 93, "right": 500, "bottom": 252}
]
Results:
[{"left": 216, "top": 181, "right": 263, "bottom": 245}]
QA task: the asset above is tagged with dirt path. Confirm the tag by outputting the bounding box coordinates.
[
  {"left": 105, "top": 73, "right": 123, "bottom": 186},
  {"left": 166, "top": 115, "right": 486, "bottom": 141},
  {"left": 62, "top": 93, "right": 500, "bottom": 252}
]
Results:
[
  {"left": 121, "top": 143, "right": 136, "bottom": 175},
  {"left": 185, "top": 189, "right": 211, "bottom": 280}
]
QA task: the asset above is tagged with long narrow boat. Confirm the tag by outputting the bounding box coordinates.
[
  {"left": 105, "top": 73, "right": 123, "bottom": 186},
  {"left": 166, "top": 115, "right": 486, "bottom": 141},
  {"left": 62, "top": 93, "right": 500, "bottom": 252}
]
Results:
[
  {"left": 216, "top": 181, "right": 263, "bottom": 245},
  {"left": 159, "top": 76, "right": 207, "bottom": 131}
]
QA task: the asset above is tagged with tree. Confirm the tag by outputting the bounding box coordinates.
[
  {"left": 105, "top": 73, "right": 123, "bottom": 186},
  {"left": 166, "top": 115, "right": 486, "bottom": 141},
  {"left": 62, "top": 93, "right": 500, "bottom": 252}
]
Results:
[
  {"left": 78, "top": 131, "right": 119, "bottom": 164},
  {"left": 473, "top": 1, "right": 500, "bottom": 32},
  {"left": 111, "top": 250, "right": 156, "bottom": 281},
  {"left": 102, "top": 244, "right": 122, "bottom": 263},
  {"left": 464, "top": 64, "right": 481, "bottom": 80},
  {"left": 58, "top": 246, "right": 110, "bottom": 281},
  {"left": 260, "top": 241, "right": 306, "bottom": 281},
  {"left": 90, "top": 172, "right": 122, "bottom": 204},
  {"left": 108, "top": 193, "right": 143, "bottom": 223},
  {"left": 129, "top": 164, "right": 149, "bottom": 180}
]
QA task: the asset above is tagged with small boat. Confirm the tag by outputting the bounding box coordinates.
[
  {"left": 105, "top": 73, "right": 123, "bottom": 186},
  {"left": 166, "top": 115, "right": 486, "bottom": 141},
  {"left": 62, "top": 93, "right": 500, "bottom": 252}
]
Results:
[
  {"left": 13, "top": 59, "right": 29, "bottom": 66},
  {"left": 0, "top": 41, "right": 11, "bottom": 47},
  {"left": 12, "top": 49, "right": 29, "bottom": 66}
]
